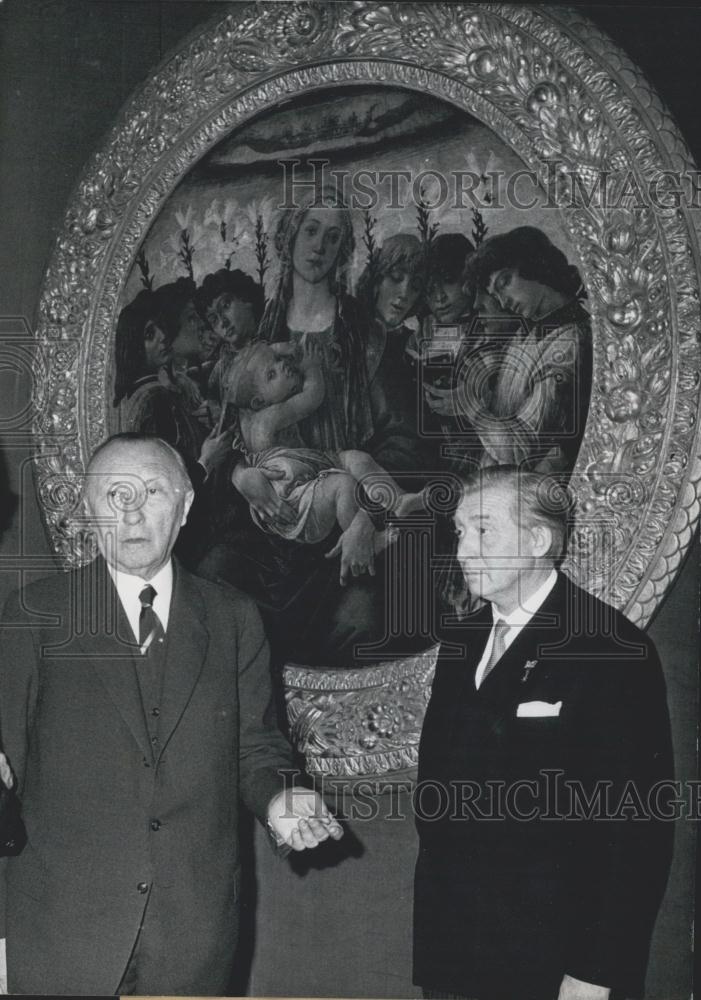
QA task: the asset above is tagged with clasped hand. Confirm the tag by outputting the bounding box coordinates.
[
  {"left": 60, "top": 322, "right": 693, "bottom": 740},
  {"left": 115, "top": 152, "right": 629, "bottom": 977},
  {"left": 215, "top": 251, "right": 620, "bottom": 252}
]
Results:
[
  {"left": 0, "top": 754, "right": 12, "bottom": 790},
  {"left": 266, "top": 787, "right": 343, "bottom": 852},
  {"left": 558, "top": 974, "right": 610, "bottom": 1000}
]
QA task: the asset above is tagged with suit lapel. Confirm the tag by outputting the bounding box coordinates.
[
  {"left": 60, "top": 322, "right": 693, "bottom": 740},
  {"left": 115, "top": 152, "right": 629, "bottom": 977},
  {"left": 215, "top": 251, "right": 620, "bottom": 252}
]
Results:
[
  {"left": 72, "top": 558, "right": 151, "bottom": 758},
  {"left": 157, "top": 561, "right": 209, "bottom": 759},
  {"left": 477, "top": 575, "right": 568, "bottom": 728},
  {"left": 440, "top": 602, "right": 493, "bottom": 705},
  {"left": 465, "top": 604, "right": 494, "bottom": 690}
]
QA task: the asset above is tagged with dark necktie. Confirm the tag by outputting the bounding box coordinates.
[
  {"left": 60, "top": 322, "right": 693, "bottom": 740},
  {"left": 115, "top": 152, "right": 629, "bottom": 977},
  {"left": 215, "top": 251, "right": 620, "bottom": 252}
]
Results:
[
  {"left": 137, "top": 585, "right": 165, "bottom": 757},
  {"left": 138, "top": 585, "right": 164, "bottom": 654},
  {"left": 480, "top": 620, "right": 510, "bottom": 685}
]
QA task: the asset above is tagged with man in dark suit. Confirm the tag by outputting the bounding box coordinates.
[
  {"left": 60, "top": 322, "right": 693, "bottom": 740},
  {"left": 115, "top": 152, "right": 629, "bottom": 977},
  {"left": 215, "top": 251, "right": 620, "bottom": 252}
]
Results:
[
  {"left": 0, "top": 433, "right": 341, "bottom": 996},
  {"left": 414, "top": 467, "right": 674, "bottom": 1000}
]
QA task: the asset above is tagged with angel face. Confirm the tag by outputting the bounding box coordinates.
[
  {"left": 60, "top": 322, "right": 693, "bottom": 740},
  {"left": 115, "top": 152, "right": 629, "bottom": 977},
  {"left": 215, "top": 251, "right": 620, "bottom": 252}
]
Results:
[
  {"left": 206, "top": 293, "right": 257, "bottom": 349},
  {"left": 376, "top": 264, "right": 423, "bottom": 329}
]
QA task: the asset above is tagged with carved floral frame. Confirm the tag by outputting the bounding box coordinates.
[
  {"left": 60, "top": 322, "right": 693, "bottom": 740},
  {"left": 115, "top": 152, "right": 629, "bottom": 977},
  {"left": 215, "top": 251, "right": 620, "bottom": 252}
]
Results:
[{"left": 33, "top": 2, "right": 701, "bottom": 630}]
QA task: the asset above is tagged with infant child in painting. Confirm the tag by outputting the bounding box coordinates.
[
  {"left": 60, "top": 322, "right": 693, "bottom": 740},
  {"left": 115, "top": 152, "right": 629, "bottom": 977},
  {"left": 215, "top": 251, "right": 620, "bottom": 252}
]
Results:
[{"left": 224, "top": 338, "right": 423, "bottom": 582}]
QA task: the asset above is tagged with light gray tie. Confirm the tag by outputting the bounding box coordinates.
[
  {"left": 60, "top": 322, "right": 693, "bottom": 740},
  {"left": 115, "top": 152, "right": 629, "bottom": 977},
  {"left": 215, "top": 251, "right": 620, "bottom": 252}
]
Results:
[{"left": 481, "top": 620, "right": 511, "bottom": 683}]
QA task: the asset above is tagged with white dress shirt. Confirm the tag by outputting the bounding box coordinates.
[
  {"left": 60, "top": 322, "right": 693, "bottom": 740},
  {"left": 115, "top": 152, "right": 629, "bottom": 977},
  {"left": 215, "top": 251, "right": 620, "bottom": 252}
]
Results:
[
  {"left": 107, "top": 561, "right": 173, "bottom": 643},
  {"left": 474, "top": 569, "right": 557, "bottom": 689}
]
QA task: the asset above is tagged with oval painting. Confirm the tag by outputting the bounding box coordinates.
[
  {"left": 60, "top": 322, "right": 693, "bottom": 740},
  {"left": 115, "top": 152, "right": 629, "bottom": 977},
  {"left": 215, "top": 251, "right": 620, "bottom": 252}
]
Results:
[{"left": 110, "top": 84, "right": 592, "bottom": 671}]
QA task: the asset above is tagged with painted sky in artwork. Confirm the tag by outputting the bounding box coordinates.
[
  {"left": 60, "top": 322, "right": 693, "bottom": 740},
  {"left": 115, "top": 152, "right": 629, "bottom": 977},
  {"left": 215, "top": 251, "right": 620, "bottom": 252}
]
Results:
[{"left": 122, "top": 84, "right": 576, "bottom": 305}]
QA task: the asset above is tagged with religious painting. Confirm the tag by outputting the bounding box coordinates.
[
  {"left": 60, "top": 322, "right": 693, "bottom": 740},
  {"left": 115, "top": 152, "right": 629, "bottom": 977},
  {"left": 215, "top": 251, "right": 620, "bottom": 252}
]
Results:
[
  {"left": 108, "top": 83, "right": 592, "bottom": 689},
  {"left": 33, "top": 3, "right": 701, "bottom": 786},
  {"left": 21, "top": 5, "right": 701, "bottom": 997}
]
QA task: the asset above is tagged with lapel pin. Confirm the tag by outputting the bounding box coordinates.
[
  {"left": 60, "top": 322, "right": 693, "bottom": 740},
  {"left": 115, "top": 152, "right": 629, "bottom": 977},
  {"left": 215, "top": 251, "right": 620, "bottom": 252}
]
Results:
[{"left": 521, "top": 660, "right": 538, "bottom": 684}]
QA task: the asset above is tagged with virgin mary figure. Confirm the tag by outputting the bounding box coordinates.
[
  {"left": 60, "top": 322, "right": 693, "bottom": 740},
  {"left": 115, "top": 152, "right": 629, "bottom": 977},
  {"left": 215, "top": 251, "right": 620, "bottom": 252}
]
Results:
[{"left": 199, "top": 183, "right": 431, "bottom": 668}]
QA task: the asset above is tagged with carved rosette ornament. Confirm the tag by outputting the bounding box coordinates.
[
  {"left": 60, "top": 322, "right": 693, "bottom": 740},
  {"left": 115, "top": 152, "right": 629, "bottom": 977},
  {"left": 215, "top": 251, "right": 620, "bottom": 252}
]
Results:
[{"left": 32, "top": 3, "right": 701, "bottom": 776}]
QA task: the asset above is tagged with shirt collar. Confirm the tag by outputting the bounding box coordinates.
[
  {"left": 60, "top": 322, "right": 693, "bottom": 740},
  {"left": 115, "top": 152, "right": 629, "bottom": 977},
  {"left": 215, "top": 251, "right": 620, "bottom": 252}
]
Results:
[
  {"left": 107, "top": 560, "right": 173, "bottom": 614},
  {"left": 493, "top": 569, "right": 558, "bottom": 628}
]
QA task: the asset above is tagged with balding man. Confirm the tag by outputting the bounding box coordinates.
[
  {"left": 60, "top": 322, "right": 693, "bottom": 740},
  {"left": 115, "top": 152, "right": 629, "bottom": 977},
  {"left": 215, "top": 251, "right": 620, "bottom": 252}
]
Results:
[
  {"left": 0, "top": 432, "right": 341, "bottom": 996},
  {"left": 414, "top": 467, "right": 674, "bottom": 1000}
]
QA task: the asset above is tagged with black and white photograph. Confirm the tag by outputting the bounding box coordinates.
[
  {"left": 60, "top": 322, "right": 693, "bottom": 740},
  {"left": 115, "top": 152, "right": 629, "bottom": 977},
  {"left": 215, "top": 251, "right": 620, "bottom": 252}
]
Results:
[{"left": 0, "top": 3, "right": 698, "bottom": 998}]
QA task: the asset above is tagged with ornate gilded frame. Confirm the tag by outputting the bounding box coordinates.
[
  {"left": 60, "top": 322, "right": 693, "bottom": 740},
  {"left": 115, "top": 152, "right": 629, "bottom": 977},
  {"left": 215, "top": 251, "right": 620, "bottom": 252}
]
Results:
[{"left": 33, "top": 1, "right": 701, "bottom": 633}]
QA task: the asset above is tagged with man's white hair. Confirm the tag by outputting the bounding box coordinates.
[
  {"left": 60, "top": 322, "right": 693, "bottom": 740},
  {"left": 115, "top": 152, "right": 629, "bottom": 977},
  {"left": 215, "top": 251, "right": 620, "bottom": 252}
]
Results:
[
  {"left": 460, "top": 466, "right": 573, "bottom": 561},
  {"left": 85, "top": 433, "right": 193, "bottom": 494}
]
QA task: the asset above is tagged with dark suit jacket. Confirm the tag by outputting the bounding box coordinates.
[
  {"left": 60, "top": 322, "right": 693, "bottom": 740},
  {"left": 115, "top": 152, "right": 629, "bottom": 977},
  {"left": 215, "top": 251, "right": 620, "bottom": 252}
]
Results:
[
  {"left": 413, "top": 573, "right": 674, "bottom": 999},
  {"left": 0, "top": 557, "right": 293, "bottom": 995},
  {"left": 0, "top": 781, "right": 25, "bottom": 857}
]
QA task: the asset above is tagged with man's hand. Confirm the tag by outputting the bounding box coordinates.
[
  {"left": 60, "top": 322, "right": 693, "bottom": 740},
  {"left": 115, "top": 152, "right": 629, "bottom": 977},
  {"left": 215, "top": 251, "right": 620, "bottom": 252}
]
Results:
[
  {"left": 558, "top": 974, "right": 610, "bottom": 1000},
  {"left": 0, "top": 937, "right": 7, "bottom": 995},
  {"left": 267, "top": 787, "right": 343, "bottom": 852},
  {"left": 0, "top": 753, "right": 13, "bottom": 790},
  {"left": 231, "top": 465, "right": 296, "bottom": 526}
]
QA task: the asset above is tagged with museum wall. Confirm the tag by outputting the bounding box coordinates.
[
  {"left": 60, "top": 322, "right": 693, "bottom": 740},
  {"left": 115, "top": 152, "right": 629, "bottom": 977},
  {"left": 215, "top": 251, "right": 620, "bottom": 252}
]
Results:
[{"left": 0, "top": 3, "right": 698, "bottom": 997}]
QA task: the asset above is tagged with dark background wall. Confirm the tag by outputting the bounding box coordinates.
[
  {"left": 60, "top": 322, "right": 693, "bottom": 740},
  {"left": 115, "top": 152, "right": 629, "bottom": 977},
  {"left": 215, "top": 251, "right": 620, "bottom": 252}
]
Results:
[{"left": 0, "top": 2, "right": 698, "bottom": 996}]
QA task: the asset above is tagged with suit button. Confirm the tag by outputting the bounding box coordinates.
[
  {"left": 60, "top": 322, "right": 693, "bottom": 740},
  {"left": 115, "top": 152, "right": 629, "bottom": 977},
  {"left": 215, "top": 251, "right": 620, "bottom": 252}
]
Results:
[
  {"left": 150, "top": 819, "right": 161, "bottom": 831},
  {"left": 151, "top": 707, "right": 160, "bottom": 718},
  {"left": 137, "top": 882, "right": 149, "bottom": 894}
]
